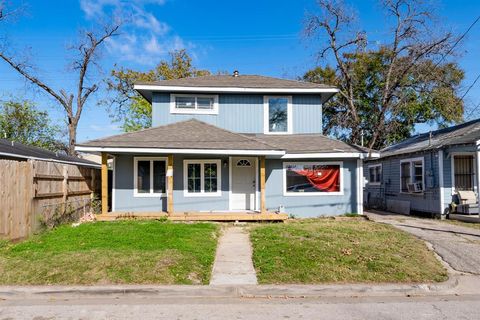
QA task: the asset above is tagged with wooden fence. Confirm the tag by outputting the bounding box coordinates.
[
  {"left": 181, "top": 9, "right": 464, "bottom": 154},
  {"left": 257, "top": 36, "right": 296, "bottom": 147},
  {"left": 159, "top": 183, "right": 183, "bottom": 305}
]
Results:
[{"left": 0, "top": 159, "right": 100, "bottom": 240}]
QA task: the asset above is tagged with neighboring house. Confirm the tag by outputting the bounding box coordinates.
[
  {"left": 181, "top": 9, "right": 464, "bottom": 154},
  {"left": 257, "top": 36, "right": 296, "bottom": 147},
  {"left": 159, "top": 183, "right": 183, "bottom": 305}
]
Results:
[
  {"left": 76, "top": 73, "right": 374, "bottom": 219},
  {"left": 364, "top": 119, "right": 480, "bottom": 217},
  {"left": 0, "top": 139, "right": 100, "bottom": 239},
  {"left": 0, "top": 139, "right": 99, "bottom": 167}
]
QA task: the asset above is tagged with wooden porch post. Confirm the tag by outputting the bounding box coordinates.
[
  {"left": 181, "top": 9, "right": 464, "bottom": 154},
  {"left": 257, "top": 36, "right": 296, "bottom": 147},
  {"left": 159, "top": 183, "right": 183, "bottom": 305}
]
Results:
[
  {"left": 101, "top": 152, "right": 108, "bottom": 215},
  {"left": 167, "top": 155, "right": 174, "bottom": 215},
  {"left": 260, "top": 156, "right": 266, "bottom": 214}
]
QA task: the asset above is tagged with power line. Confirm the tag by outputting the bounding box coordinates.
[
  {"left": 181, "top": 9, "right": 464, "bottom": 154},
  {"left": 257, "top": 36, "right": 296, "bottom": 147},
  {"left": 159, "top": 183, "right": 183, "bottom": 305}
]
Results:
[
  {"left": 460, "top": 73, "right": 480, "bottom": 100},
  {"left": 432, "top": 15, "right": 480, "bottom": 70},
  {"left": 465, "top": 102, "right": 480, "bottom": 120}
]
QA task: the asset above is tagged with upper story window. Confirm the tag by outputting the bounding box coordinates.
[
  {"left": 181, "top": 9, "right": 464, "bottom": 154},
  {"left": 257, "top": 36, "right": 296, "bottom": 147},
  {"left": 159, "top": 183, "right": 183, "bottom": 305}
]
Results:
[
  {"left": 170, "top": 94, "right": 219, "bottom": 115},
  {"left": 264, "top": 96, "right": 292, "bottom": 134},
  {"left": 400, "top": 157, "right": 424, "bottom": 193}
]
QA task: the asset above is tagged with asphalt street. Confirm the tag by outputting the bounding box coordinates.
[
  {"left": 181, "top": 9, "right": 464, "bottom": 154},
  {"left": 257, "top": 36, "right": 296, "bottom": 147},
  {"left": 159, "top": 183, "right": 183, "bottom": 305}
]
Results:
[{"left": 1, "top": 294, "right": 479, "bottom": 319}]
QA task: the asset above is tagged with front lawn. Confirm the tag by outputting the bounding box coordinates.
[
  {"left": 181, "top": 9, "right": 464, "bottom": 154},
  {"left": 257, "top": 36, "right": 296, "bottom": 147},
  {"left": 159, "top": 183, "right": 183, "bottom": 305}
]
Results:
[
  {"left": 251, "top": 218, "right": 447, "bottom": 284},
  {"left": 0, "top": 221, "right": 219, "bottom": 285}
]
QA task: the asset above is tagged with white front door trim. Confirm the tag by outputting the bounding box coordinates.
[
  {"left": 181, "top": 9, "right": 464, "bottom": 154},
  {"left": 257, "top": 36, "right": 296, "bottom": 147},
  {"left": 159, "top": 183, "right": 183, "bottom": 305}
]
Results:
[{"left": 229, "top": 157, "right": 257, "bottom": 211}]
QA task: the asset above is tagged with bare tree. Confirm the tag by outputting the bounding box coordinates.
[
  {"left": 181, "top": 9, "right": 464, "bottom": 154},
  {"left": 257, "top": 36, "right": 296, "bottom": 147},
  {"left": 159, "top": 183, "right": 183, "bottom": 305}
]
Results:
[
  {"left": 0, "top": 13, "right": 120, "bottom": 155},
  {"left": 305, "top": 0, "right": 459, "bottom": 149}
]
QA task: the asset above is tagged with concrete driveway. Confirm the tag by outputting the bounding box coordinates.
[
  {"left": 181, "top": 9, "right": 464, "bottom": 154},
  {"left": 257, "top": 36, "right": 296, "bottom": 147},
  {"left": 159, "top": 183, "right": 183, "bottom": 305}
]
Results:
[{"left": 366, "top": 211, "right": 480, "bottom": 275}]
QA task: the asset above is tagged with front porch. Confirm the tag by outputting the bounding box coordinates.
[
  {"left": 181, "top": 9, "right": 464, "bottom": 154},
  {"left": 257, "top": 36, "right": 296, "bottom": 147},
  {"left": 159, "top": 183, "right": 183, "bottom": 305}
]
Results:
[
  {"left": 99, "top": 152, "right": 288, "bottom": 221},
  {"left": 96, "top": 211, "right": 288, "bottom": 222}
]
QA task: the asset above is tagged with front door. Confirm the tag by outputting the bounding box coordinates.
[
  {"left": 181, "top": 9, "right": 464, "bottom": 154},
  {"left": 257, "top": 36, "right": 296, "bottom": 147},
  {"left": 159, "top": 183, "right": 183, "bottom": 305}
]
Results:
[{"left": 231, "top": 157, "right": 256, "bottom": 210}]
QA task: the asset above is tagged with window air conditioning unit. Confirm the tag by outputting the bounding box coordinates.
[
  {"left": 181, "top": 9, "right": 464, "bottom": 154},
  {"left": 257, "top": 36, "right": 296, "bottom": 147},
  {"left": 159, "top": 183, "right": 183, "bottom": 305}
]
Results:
[{"left": 407, "top": 183, "right": 423, "bottom": 193}]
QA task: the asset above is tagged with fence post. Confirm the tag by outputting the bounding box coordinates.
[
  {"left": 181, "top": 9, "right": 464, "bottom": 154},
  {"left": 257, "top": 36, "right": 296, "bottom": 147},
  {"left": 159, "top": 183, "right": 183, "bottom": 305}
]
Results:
[{"left": 62, "top": 164, "right": 68, "bottom": 214}]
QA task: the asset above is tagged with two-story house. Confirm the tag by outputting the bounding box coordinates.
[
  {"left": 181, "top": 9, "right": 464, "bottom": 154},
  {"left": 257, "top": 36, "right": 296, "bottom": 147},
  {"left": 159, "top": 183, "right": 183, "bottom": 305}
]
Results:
[{"left": 76, "top": 73, "right": 373, "bottom": 220}]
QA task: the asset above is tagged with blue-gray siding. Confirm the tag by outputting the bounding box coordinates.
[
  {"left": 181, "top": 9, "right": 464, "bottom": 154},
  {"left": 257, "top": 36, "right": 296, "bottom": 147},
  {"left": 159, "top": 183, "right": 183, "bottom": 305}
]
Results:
[
  {"left": 265, "top": 158, "right": 358, "bottom": 217},
  {"left": 364, "top": 143, "right": 478, "bottom": 215},
  {"left": 113, "top": 154, "right": 358, "bottom": 217},
  {"left": 152, "top": 93, "right": 323, "bottom": 134}
]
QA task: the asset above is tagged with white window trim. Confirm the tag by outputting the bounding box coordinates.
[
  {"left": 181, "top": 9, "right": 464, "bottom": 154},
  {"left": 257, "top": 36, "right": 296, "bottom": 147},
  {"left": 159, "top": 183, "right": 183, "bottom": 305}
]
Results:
[
  {"left": 368, "top": 164, "right": 382, "bottom": 186},
  {"left": 263, "top": 95, "right": 293, "bottom": 134},
  {"left": 133, "top": 157, "right": 168, "bottom": 197},
  {"left": 183, "top": 159, "right": 222, "bottom": 197},
  {"left": 170, "top": 93, "right": 219, "bottom": 115},
  {"left": 450, "top": 152, "right": 477, "bottom": 195},
  {"left": 399, "top": 157, "right": 425, "bottom": 194},
  {"left": 283, "top": 161, "right": 344, "bottom": 196}
]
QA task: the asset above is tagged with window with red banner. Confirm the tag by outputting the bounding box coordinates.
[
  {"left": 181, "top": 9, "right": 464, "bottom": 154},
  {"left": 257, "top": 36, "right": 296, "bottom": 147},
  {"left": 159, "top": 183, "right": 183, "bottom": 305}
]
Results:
[{"left": 285, "top": 163, "right": 342, "bottom": 194}]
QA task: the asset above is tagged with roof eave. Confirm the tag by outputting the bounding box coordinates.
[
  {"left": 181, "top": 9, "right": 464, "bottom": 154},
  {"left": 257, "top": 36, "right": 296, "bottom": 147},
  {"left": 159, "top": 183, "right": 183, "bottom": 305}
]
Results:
[
  {"left": 134, "top": 84, "right": 339, "bottom": 103},
  {"left": 75, "top": 146, "right": 285, "bottom": 156},
  {"left": 0, "top": 151, "right": 101, "bottom": 168},
  {"left": 281, "top": 152, "right": 379, "bottom": 159}
]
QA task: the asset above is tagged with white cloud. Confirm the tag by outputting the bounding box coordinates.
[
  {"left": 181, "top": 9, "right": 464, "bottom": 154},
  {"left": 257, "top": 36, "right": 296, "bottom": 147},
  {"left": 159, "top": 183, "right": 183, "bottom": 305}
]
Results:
[{"left": 79, "top": 0, "right": 191, "bottom": 66}]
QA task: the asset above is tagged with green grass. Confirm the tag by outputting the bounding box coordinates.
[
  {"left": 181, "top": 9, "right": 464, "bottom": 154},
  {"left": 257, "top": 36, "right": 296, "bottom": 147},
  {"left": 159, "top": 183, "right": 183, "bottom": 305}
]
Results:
[
  {"left": 251, "top": 218, "right": 447, "bottom": 284},
  {"left": 0, "top": 221, "right": 219, "bottom": 285}
]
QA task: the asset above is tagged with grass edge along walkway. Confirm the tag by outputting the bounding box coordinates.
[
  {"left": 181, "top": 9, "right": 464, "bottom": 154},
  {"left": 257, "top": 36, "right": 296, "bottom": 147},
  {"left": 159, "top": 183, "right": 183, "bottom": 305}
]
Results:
[{"left": 250, "top": 218, "right": 448, "bottom": 284}]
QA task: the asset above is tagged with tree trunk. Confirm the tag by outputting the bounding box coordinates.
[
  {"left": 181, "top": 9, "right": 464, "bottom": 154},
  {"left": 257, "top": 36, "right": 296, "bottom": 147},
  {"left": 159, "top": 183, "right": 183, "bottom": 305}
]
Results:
[{"left": 67, "top": 120, "right": 77, "bottom": 156}]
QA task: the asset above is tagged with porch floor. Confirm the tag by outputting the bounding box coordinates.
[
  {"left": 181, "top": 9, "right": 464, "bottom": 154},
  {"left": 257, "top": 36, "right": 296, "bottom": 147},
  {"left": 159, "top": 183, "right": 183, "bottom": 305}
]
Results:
[{"left": 96, "top": 211, "right": 288, "bottom": 222}]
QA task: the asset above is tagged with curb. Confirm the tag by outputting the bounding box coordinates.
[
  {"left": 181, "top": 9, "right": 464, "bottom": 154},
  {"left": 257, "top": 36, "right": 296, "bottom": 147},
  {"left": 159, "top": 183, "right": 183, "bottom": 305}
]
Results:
[{"left": 0, "top": 276, "right": 463, "bottom": 300}]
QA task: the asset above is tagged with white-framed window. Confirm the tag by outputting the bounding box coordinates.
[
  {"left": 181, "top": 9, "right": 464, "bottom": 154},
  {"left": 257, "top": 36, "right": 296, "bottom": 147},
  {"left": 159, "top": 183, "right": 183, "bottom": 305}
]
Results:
[
  {"left": 451, "top": 153, "right": 477, "bottom": 193},
  {"left": 400, "top": 157, "right": 424, "bottom": 193},
  {"left": 183, "top": 159, "right": 222, "bottom": 197},
  {"left": 133, "top": 157, "right": 167, "bottom": 197},
  {"left": 368, "top": 164, "right": 382, "bottom": 185},
  {"left": 264, "top": 96, "right": 292, "bottom": 134},
  {"left": 283, "top": 161, "right": 343, "bottom": 196},
  {"left": 170, "top": 94, "right": 219, "bottom": 115}
]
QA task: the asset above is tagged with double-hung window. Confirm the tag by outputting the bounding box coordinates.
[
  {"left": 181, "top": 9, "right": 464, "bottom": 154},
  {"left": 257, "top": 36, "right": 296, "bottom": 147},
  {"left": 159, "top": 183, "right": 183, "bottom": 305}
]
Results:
[
  {"left": 368, "top": 164, "right": 382, "bottom": 185},
  {"left": 170, "top": 94, "right": 218, "bottom": 114},
  {"left": 184, "top": 160, "right": 221, "bottom": 196},
  {"left": 400, "top": 157, "right": 424, "bottom": 193},
  {"left": 264, "top": 96, "right": 292, "bottom": 134},
  {"left": 134, "top": 157, "right": 167, "bottom": 197}
]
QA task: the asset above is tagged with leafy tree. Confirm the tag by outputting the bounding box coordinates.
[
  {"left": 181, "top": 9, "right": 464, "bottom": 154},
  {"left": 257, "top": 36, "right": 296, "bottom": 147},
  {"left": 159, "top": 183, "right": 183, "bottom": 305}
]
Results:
[
  {"left": 107, "top": 49, "right": 211, "bottom": 132},
  {"left": 0, "top": 1, "right": 121, "bottom": 155},
  {"left": 304, "top": 0, "right": 464, "bottom": 150},
  {"left": 0, "top": 100, "right": 66, "bottom": 152}
]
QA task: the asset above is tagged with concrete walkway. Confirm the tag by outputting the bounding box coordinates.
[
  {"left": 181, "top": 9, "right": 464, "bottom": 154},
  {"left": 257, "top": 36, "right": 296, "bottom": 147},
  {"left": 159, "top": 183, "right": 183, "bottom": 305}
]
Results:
[
  {"left": 210, "top": 226, "right": 258, "bottom": 285},
  {"left": 366, "top": 211, "right": 480, "bottom": 275}
]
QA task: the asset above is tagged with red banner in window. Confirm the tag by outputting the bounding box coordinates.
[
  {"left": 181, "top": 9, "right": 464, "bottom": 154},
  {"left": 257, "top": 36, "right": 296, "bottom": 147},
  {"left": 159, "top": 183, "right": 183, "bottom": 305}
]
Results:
[{"left": 293, "top": 165, "right": 340, "bottom": 192}]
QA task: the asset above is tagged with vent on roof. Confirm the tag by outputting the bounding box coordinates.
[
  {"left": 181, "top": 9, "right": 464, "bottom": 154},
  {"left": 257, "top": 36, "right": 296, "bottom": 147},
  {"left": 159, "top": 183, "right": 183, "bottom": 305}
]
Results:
[{"left": 233, "top": 70, "right": 239, "bottom": 77}]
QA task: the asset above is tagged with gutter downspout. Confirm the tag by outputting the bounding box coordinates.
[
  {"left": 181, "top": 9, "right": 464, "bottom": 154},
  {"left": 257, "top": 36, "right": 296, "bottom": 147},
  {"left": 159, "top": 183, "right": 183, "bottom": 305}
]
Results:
[
  {"left": 357, "top": 158, "right": 364, "bottom": 215},
  {"left": 438, "top": 149, "right": 445, "bottom": 217},
  {"left": 476, "top": 140, "right": 480, "bottom": 219}
]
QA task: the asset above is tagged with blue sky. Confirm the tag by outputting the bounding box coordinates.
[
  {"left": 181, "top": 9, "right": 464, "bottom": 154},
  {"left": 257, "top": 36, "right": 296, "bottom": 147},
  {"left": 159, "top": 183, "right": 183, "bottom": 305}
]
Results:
[{"left": 0, "top": 0, "right": 479, "bottom": 142}]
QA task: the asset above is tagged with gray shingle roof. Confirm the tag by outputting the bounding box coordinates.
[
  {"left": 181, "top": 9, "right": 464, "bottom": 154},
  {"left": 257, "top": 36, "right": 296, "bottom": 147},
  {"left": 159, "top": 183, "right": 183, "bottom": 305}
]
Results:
[
  {"left": 77, "top": 119, "right": 281, "bottom": 151},
  {"left": 380, "top": 118, "right": 480, "bottom": 158},
  {"left": 77, "top": 119, "right": 367, "bottom": 156},
  {"left": 135, "top": 74, "right": 337, "bottom": 89},
  {"left": 246, "top": 134, "right": 366, "bottom": 154},
  {"left": 0, "top": 139, "right": 100, "bottom": 167}
]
